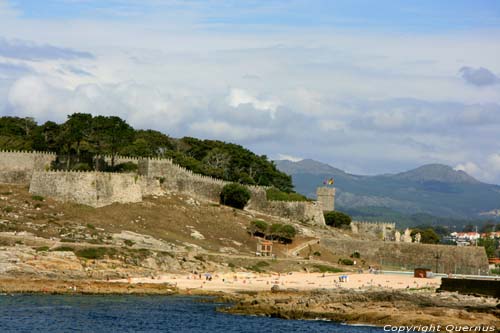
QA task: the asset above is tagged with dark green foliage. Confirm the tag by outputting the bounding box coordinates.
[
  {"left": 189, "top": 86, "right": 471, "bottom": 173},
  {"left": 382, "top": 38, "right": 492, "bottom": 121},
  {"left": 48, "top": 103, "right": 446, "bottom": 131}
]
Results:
[
  {"left": 0, "top": 115, "right": 292, "bottom": 191},
  {"left": 478, "top": 237, "right": 498, "bottom": 258},
  {"left": 34, "top": 246, "right": 49, "bottom": 252},
  {"left": 2, "top": 206, "right": 13, "bottom": 213},
  {"left": 51, "top": 246, "right": 74, "bottom": 252},
  {"left": 249, "top": 220, "right": 269, "bottom": 237},
  {"left": 313, "top": 251, "right": 321, "bottom": 256},
  {"left": 75, "top": 247, "right": 117, "bottom": 259},
  {"left": 338, "top": 258, "right": 354, "bottom": 265},
  {"left": 324, "top": 211, "right": 352, "bottom": 228},
  {"left": 220, "top": 183, "right": 251, "bottom": 209},
  {"left": 123, "top": 239, "right": 135, "bottom": 247},
  {"left": 313, "top": 264, "right": 343, "bottom": 273},
  {"left": 266, "top": 187, "right": 308, "bottom": 202},
  {"left": 268, "top": 223, "right": 296, "bottom": 243},
  {"left": 31, "top": 195, "right": 44, "bottom": 201},
  {"left": 351, "top": 251, "right": 361, "bottom": 258},
  {"left": 410, "top": 228, "right": 440, "bottom": 244}
]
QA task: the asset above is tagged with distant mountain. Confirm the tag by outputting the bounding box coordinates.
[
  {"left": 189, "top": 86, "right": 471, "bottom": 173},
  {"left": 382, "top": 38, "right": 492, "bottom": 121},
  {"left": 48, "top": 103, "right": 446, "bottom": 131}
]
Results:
[
  {"left": 392, "top": 164, "right": 479, "bottom": 184},
  {"left": 275, "top": 159, "right": 500, "bottom": 224}
]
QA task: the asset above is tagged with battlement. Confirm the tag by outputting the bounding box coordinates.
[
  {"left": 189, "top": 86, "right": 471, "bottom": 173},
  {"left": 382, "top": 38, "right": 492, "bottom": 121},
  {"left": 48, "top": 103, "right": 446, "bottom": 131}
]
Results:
[
  {"left": 0, "top": 150, "right": 56, "bottom": 155},
  {"left": 0, "top": 150, "right": 57, "bottom": 184},
  {"left": 1, "top": 150, "right": 325, "bottom": 225}
]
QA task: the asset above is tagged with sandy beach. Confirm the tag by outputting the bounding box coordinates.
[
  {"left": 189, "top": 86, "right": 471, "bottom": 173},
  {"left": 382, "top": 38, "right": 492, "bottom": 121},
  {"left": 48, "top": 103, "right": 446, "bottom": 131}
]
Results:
[{"left": 120, "top": 272, "right": 442, "bottom": 292}]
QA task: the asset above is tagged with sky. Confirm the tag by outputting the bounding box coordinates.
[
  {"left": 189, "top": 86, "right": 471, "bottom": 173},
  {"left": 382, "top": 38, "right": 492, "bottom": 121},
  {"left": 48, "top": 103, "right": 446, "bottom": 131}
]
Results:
[{"left": 1, "top": 0, "right": 500, "bottom": 184}]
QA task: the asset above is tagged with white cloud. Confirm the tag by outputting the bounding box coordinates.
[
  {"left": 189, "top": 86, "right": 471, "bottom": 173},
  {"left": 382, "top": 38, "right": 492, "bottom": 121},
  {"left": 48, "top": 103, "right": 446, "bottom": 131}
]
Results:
[
  {"left": 276, "top": 153, "right": 302, "bottom": 162},
  {"left": 227, "top": 88, "right": 280, "bottom": 119}
]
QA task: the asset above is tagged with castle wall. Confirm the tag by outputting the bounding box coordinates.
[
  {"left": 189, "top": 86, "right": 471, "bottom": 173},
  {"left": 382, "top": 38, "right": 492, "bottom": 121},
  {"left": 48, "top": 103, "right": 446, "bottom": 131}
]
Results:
[
  {"left": 320, "top": 238, "right": 489, "bottom": 275},
  {"left": 29, "top": 171, "right": 144, "bottom": 207},
  {"left": 0, "top": 151, "right": 56, "bottom": 184},
  {"left": 20, "top": 155, "right": 325, "bottom": 225},
  {"left": 140, "top": 158, "right": 325, "bottom": 225},
  {"left": 351, "top": 221, "right": 396, "bottom": 240}
]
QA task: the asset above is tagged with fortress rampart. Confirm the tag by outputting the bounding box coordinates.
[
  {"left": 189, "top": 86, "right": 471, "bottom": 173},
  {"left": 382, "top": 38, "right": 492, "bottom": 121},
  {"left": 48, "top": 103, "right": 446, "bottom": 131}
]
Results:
[
  {"left": 1, "top": 151, "right": 325, "bottom": 225},
  {"left": 0, "top": 150, "right": 56, "bottom": 184},
  {"left": 351, "top": 221, "right": 396, "bottom": 240},
  {"left": 321, "top": 238, "right": 489, "bottom": 275},
  {"left": 29, "top": 171, "right": 161, "bottom": 207}
]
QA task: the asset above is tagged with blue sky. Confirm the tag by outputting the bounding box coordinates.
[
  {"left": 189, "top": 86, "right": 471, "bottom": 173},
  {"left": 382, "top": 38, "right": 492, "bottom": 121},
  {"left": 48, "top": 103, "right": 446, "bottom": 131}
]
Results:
[{"left": 1, "top": 0, "right": 500, "bottom": 184}]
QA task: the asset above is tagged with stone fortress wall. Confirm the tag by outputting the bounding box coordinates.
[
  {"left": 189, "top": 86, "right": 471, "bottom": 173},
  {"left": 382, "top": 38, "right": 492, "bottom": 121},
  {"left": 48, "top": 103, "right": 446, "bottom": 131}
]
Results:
[
  {"left": 321, "top": 238, "right": 489, "bottom": 275},
  {"left": 0, "top": 150, "right": 56, "bottom": 184},
  {"left": 29, "top": 171, "right": 162, "bottom": 208},
  {"left": 351, "top": 221, "right": 397, "bottom": 240},
  {"left": 0, "top": 151, "right": 326, "bottom": 225}
]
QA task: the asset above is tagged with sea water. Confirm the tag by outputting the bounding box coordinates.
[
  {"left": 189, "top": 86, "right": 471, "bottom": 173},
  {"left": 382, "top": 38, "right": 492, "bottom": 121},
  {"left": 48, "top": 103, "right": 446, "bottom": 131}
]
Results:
[{"left": 0, "top": 294, "right": 384, "bottom": 332}]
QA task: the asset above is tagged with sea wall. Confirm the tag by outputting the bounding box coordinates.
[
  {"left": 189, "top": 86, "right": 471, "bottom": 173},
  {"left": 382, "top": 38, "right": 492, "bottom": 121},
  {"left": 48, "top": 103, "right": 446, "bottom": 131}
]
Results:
[
  {"left": 321, "top": 239, "right": 489, "bottom": 275},
  {"left": 29, "top": 171, "right": 154, "bottom": 207},
  {"left": 0, "top": 151, "right": 56, "bottom": 184},
  {"left": 439, "top": 278, "right": 500, "bottom": 298}
]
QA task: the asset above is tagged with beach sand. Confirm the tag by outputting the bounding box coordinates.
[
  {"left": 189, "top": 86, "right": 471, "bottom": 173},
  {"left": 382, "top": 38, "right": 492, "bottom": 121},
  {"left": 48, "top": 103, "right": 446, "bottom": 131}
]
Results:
[{"left": 120, "top": 272, "right": 442, "bottom": 292}]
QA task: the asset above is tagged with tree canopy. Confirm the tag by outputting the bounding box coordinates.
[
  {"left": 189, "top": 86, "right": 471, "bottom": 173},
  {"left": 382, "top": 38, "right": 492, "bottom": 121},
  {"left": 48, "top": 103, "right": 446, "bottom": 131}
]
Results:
[{"left": 0, "top": 114, "right": 294, "bottom": 191}]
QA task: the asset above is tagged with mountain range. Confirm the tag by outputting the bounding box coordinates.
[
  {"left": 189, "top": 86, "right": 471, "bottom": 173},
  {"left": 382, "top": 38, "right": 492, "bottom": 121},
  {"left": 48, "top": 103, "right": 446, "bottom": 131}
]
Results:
[{"left": 275, "top": 159, "right": 500, "bottom": 226}]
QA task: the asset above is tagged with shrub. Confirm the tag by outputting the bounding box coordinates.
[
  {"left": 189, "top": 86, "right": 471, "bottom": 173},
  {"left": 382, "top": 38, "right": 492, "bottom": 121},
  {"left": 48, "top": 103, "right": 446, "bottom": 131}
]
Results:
[
  {"left": 266, "top": 187, "right": 308, "bottom": 202},
  {"left": 2, "top": 206, "right": 13, "bottom": 213},
  {"left": 75, "top": 247, "right": 116, "bottom": 259},
  {"left": 51, "top": 246, "right": 74, "bottom": 252},
  {"left": 313, "top": 251, "right": 321, "bottom": 257},
  {"left": 313, "top": 264, "right": 343, "bottom": 273},
  {"left": 35, "top": 246, "right": 50, "bottom": 252},
  {"left": 339, "top": 258, "right": 354, "bottom": 265},
  {"left": 249, "top": 220, "right": 269, "bottom": 236},
  {"left": 351, "top": 251, "right": 361, "bottom": 259},
  {"left": 123, "top": 239, "right": 135, "bottom": 247},
  {"left": 220, "top": 183, "right": 251, "bottom": 209},
  {"left": 87, "top": 223, "right": 96, "bottom": 230},
  {"left": 324, "top": 211, "right": 352, "bottom": 228},
  {"left": 31, "top": 195, "right": 44, "bottom": 201},
  {"left": 268, "top": 223, "right": 296, "bottom": 243}
]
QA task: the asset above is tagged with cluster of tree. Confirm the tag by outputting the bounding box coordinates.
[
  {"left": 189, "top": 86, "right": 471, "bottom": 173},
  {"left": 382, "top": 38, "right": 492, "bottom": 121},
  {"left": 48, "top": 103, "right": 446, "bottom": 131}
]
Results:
[
  {"left": 324, "top": 211, "right": 352, "bottom": 228},
  {"left": 0, "top": 115, "right": 293, "bottom": 191},
  {"left": 220, "top": 184, "right": 251, "bottom": 209},
  {"left": 478, "top": 237, "right": 499, "bottom": 258},
  {"left": 248, "top": 220, "right": 297, "bottom": 244},
  {"left": 409, "top": 227, "right": 440, "bottom": 244}
]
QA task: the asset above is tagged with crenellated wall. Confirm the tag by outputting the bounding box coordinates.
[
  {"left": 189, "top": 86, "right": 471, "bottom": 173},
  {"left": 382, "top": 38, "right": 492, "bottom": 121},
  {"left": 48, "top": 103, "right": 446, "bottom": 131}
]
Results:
[
  {"left": 351, "top": 221, "right": 396, "bottom": 240},
  {"left": 28, "top": 171, "right": 159, "bottom": 207},
  {"left": 0, "top": 150, "right": 56, "bottom": 184},
  {"left": 9, "top": 153, "right": 325, "bottom": 225}
]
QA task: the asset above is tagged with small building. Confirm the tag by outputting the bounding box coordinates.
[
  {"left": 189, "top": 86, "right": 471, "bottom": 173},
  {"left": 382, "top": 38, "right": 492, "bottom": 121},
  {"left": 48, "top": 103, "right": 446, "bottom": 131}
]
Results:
[
  {"left": 414, "top": 268, "right": 432, "bottom": 278},
  {"left": 257, "top": 240, "right": 273, "bottom": 256}
]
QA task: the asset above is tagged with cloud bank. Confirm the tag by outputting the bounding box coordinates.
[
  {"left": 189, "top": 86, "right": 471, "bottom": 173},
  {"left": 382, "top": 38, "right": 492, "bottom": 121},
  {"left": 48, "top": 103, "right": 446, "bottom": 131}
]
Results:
[{"left": 0, "top": 0, "right": 500, "bottom": 184}]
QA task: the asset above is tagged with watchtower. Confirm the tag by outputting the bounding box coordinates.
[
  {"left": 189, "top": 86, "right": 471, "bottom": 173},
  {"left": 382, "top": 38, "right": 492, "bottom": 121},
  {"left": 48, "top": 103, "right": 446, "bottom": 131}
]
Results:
[{"left": 316, "top": 186, "right": 335, "bottom": 211}]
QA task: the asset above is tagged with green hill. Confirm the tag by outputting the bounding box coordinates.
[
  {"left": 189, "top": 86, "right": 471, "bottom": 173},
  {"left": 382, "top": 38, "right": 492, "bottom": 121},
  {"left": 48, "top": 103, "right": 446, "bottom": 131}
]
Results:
[{"left": 275, "top": 159, "right": 500, "bottom": 227}]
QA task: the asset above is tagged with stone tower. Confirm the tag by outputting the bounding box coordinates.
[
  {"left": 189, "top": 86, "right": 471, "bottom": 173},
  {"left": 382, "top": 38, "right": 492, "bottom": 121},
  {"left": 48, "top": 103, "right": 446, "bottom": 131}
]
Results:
[{"left": 316, "top": 186, "right": 335, "bottom": 211}]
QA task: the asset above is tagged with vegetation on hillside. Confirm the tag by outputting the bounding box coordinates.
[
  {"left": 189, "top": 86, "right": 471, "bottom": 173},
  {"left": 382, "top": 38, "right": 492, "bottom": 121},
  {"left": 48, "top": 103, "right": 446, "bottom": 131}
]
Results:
[
  {"left": 220, "top": 183, "right": 251, "bottom": 209},
  {"left": 324, "top": 211, "right": 352, "bottom": 228},
  {"left": 266, "top": 187, "right": 309, "bottom": 201},
  {"left": 247, "top": 219, "right": 297, "bottom": 243},
  {"left": 0, "top": 115, "right": 293, "bottom": 191}
]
